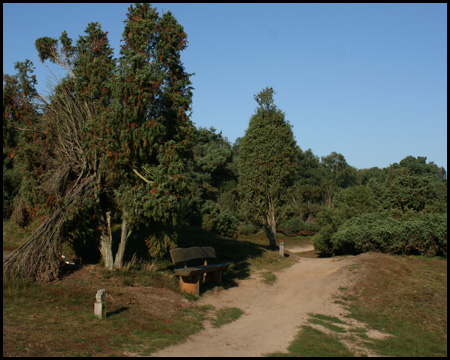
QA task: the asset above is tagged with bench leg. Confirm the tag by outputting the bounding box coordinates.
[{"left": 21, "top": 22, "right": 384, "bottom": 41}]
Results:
[
  {"left": 180, "top": 275, "right": 200, "bottom": 296},
  {"left": 212, "top": 270, "right": 223, "bottom": 284}
]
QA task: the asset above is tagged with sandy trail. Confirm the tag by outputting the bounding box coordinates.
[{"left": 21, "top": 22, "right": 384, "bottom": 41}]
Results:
[{"left": 152, "top": 247, "right": 357, "bottom": 357}]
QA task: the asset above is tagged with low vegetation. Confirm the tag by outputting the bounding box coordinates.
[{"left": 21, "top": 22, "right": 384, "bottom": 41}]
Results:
[
  {"left": 268, "top": 253, "right": 447, "bottom": 357},
  {"left": 3, "top": 221, "right": 447, "bottom": 357}
]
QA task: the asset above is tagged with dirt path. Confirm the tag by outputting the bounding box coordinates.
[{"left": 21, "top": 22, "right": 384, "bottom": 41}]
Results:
[{"left": 151, "top": 247, "right": 361, "bottom": 357}]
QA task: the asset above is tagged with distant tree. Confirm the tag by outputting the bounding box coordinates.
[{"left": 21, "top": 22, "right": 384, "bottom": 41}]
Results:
[
  {"left": 296, "top": 148, "right": 323, "bottom": 187},
  {"left": 356, "top": 167, "right": 387, "bottom": 186},
  {"left": 238, "top": 87, "right": 297, "bottom": 248},
  {"left": 321, "top": 152, "right": 356, "bottom": 206},
  {"left": 3, "top": 60, "right": 43, "bottom": 224},
  {"left": 288, "top": 147, "right": 325, "bottom": 221},
  {"left": 390, "top": 155, "right": 447, "bottom": 181},
  {"left": 383, "top": 167, "right": 446, "bottom": 215}
]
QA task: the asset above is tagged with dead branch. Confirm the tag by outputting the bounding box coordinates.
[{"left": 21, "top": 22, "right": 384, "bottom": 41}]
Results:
[{"left": 3, "top": 175, "right": 96, "bottom": 282}]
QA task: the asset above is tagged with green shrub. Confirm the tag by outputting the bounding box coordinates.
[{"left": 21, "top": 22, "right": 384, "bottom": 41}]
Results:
[
  {"left": 239, "top": 223, "right": 258, "bottom": 235},
  {"left": 201, "top": 201, "right": 239, "bottom": 238},
  {"left": 312, "top": 225, "right": 334, "bottom": 255},
  {"left": 331, "top": 212, "right": 447, "bottom": 257},
  {"left": 278, "top": 217, "right": 304, "bottom": 236},
  {"left": 312, "top": 207, "right": 347, "bottom": 255},
  {"left": 302, "top": 220, "right": 320, "bottom": 235}
]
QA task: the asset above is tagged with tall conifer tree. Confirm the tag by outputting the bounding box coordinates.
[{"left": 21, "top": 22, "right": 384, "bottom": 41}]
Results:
[
  {"left": 238, "top": 87, "right": 297, "bottom": 248},
  {"left": 111, "top": 3, "right": 194, "bottom": 260}
]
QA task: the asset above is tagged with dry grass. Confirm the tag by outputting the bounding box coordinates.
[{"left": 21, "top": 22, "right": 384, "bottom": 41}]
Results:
[
  {"left": 339, "top": 252, "right": 447, "bottom": 357},
  {"left": 3, "top": 261, "right": 204, "bottom": 357}
]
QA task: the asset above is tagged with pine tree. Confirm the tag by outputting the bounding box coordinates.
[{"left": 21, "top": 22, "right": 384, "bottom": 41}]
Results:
[{"left": 238, "top": 87, "right": 297, "bottom": 248}]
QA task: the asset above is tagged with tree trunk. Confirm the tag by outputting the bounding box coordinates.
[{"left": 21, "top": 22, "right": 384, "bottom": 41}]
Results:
[
  {"left": 99, "top": 211, "right": 114, "bottom": 270},
  {"left": 265, "top": 206, "right": 277, "bottom": 249},
  {"left": 113, "top": 214, "right": 130, "bottom": 269}
]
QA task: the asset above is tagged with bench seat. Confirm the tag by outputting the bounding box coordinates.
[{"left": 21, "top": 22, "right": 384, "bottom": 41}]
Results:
[
  {"left": 169, "top": 246, "right": 231, "bottom": 295},
  {"left": 174, "top": 263, "right": 230, "bottom": 277}
]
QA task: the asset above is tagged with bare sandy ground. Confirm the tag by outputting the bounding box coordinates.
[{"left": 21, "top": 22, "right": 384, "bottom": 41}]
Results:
[{"left": 151, "top": 246, "right": 367, "bottom": 357}]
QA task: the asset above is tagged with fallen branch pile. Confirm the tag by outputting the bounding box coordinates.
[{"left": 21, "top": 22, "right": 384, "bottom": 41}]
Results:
[{"left": 3, "top": 175, "right": 95, "bottom": 282}]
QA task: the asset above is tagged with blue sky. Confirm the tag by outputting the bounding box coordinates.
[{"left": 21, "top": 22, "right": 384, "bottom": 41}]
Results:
[{"left": 3, "top": 3, "right": 447, "bottom": 170}]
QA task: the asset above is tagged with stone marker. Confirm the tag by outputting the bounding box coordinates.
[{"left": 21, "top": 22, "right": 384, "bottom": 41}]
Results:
[
  {"left": 94, "top": 289, "right": 106, "bottom": 319},
  {"left": 279, "top": 241, "right": 284, "bottom": 256}
]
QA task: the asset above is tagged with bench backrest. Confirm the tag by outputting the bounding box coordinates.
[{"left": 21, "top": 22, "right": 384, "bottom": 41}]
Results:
[{"left": 169, "top": 246, "right": 217, "bottom": 265}]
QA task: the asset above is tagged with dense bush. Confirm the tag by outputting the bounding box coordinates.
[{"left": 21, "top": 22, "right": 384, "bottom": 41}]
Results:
[
  {"left": 278, "top": 217, "right": 304, "bottom": 236},
  {"left": 201, "top": 201, "right": 239, "bottom": 238},
  {"left": 278, "top": 217, "right": 319, "bottom": 237},
  {"left": 312, "top": 207, "right": 347, "bottom": 254},
  {"left": 239, "top": 223, "right": 258, "bottom": 235},
  {"left": 312, "top": 225, "right": 335, "bottom": 255},
  {"left": 331, "top": 212, "right": 447, "bottom": 257}
]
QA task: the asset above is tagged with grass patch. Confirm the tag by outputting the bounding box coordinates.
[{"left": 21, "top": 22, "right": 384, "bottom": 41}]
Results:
[
  {"left": 307, "top": 313, "right": 347, "bottom": 334},
  {"left": 3, "top": 267, "right": 206, "bottom": 357},
  {"left": 308, "top": 313, "right": 346, "bottom": 324},
  {"left": 307, "top": 318, "right": 347, "bottom": 333},
  {"left": 266, "top": 325, "right": 354, "bottom": 357},
  {"left": 260, "top": 271, "right": 277, "bottom": 285},
  {"left": 211, "top": 307, "right": 244, "bottom": 328},
  {"left": 340, "top": 253, "right": 447, "bottom": 357}
]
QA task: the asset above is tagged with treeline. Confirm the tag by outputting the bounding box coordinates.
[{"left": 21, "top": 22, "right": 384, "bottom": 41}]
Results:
[
  {"left": 3, "top": 4, "right": 447, "bottom": 281},
  {"left": 173, "top": 126, "right": 448, "bottom": 258}
]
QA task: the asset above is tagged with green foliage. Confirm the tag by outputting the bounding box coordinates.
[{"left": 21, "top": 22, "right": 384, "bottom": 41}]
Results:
[
  {"left": 238, "top": 87, "right": 298, "bottom": 246},
  {"left": 35, "top": 37, "right": 59, "bottom": 63},
  {"left": 333, "top": 185, "right": 381, "bottom": 218},
  {"left": 179, "top": 127, "right": 239, "bottom": 238},
  {"left": 312, "top": 206, "right": 347, "bottom": 254},
  {"left": 321, "top": 152, "right": 357, "bottom": 189},
  {"left": 201, "top": 201, "right": 239, "bottom": 238},
  {"left": 239, "top": 223, "right": 258, "bottom": 235},
  {"left": 356, "top": 166, "right": 387, "bottom": 186},
  {"left": 383, "top": 167, "right": 446, "bottom": 215},
  {"left": 3, "top": 60, "right": 50, "bottom": 224},
  {"left": 144, "top": 226, "right": 178, "bottom": 259},
  {"left": 331, "top": 212, "right": 447, "bottom": 257},
  {"left": 312, "top": 155, "right": 446, "bottom": 257},
  {"left": 107, "top": 4, "right": 195, "bottom": 258},
  {"left": 211, "top": 307, "right": 244, "bottom": 328},
  {"left": 278, "top": 217, "right": 303, "bottom": 237}
]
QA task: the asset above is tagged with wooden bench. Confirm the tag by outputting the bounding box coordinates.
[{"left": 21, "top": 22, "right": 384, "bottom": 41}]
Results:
[{"left": 169, "top": 246, "right": 231, "bottom": 296}]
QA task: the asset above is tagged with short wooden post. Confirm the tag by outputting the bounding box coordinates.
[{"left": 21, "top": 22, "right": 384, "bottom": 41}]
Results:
[
  {"left": 94, "top": 289, "right": 106, "bottom": 319},
  {"left": 279, "top": 241, "right": 284, "bottom": 256}
]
